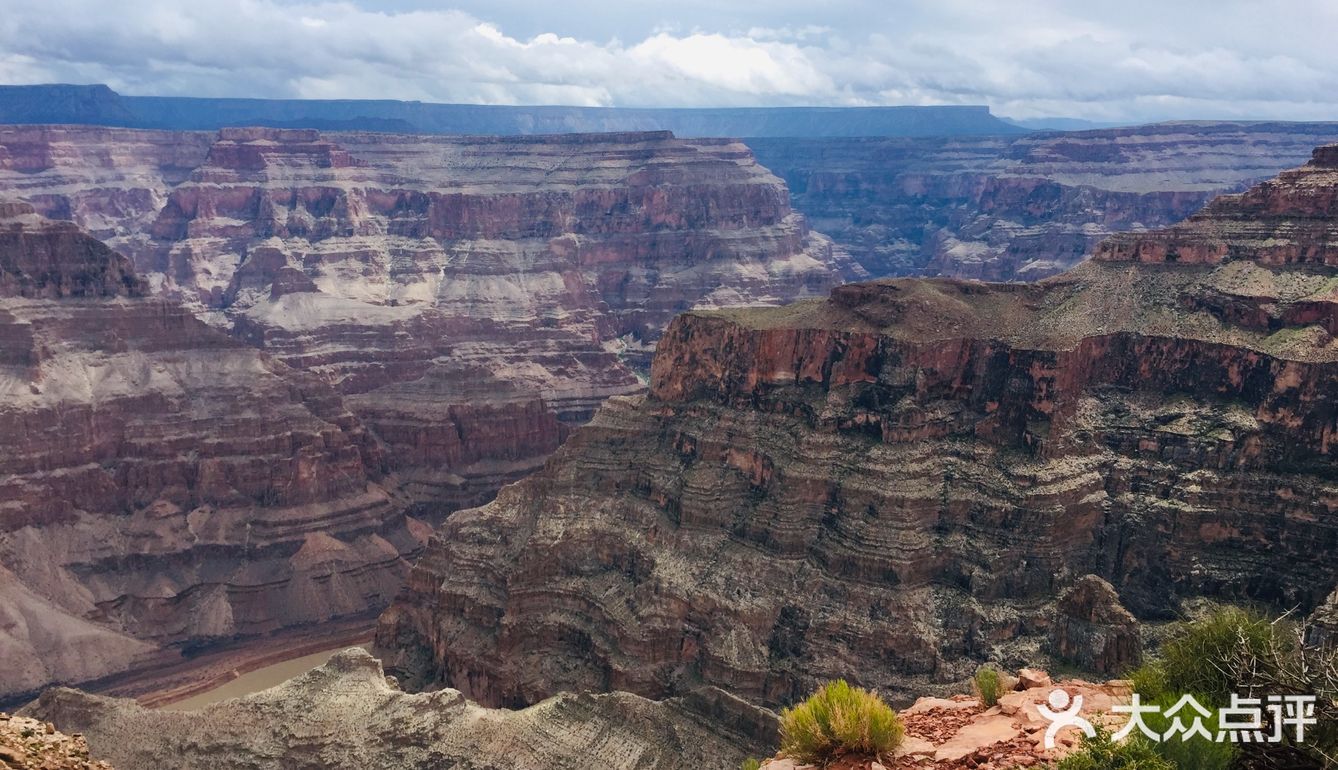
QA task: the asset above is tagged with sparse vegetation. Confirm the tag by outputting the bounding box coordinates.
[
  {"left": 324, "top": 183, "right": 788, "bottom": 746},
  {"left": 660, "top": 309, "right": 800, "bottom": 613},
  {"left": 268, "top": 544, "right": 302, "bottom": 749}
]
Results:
[
  {"left": 974, "top": 664, "right": 1006, "bottom": 707},
  {"left": 740, "top": 759, "right": 761, "bottom": 770},
  {"left": 1126, "top": 606, "right": 1338, "bottom": 769},
  {"left": 1139, "top": 696, "right": 1237, "bottom": 770},
  {"left": 1054, "top": 727, "right": 1175, "bottom": 770},
  {"left": 1130, "top": 606, "right": 1274, "bottom": 704},
  {"left": 779, "top": 679, "right": 904, "bottom": 765}
]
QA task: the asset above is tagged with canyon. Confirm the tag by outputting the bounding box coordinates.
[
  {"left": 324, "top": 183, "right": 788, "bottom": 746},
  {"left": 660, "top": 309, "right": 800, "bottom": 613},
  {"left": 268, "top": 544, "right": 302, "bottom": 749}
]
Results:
[
  {"left": 0, "top": 124, "right": 854, "bottom": 513},
  {"left": 376, "top": 144, "right": 1337, "bottom": 711},
  {"left": 0, "top": 126, "right": 853, "bottom": 703},
  {"left": 751, "top": 121, "right": 1338, "bottom": 281},
  {"left": 0, "top": 204, "right": 426, "bottom": 702}
]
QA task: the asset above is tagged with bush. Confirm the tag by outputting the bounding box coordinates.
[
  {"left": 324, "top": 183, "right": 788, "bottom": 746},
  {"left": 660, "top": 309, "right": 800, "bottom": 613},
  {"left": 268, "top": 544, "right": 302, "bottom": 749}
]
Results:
[
  {"left": 1054, "top": 727, "right": 1175, "bottom": 770},
  {"left": 779, "top": 679, "right": 904, "bottom": 765},
  {"left": 974, "top": 665, "right": 1005, "bottom": 707},
  {"left": 1131, "top": 607, "right": 1275, "bottom": 704},
  {"left": 1140, "top": 696, "right": 1237, "bottom": 770},
  {"left": 1127, "top": 606, "right": 1338, "bottom": 769},
  {"left": 740, "top": 759, "right": 761, "bottom": 770}
]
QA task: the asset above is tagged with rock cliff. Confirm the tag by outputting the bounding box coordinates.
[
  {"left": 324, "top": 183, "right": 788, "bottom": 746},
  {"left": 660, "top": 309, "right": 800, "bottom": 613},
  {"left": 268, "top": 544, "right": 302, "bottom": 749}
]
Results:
[
  {"left": 0, "top": 210, "right": 425, "bottom": 702},
  {"left": 377, "top": 145, "right": 1338, "bottom": 708},
  {"left": 23, "top": 648, "right": 777, "bottom": 770},
  {"left": 0, "top": 125, "right": 856, "bottom": 512},
  {"left": 750, "top": 121, "right": 1338, "bottom": 280}
]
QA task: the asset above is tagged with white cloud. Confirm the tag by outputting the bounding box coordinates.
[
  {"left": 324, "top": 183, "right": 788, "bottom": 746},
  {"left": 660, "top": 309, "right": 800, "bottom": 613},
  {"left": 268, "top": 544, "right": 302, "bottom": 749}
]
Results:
[{"left": 0, "top": 0, "right": 1336, "bottom": 121}]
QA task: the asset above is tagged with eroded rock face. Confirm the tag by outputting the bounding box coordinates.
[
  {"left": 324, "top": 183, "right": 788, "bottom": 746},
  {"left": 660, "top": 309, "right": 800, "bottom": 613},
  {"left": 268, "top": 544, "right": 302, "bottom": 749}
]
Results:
[
  {"left": 377, "top": 146, "right": 1338, "bottom": 708},
  {"left": 750, "top": 122, "right": 1338, "bottom": 280},
  {"left": 1046, "top": 576, "right": 1141, "bottom": 676},
  {"left": 0, "top": 211, "right": 425, "bottom": 701},
  {"left": 22, "top": 648, "right": 777, "bottom": 770},
  {"left": 0, "top": 125, "right": 858, "bottom": 511}
]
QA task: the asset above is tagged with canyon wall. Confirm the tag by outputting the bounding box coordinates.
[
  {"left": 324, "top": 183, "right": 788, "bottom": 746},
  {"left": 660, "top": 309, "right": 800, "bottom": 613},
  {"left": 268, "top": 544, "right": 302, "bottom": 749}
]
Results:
[
  {"left": 0, "top": 206, "right": 429, "bottom": 702},
  {"left": 750, "top": 121, "right": 1338, "bottom": 280},
  {"left": 0, "top": 125, "right": 856, "bottom": 512},
  {"left": 376, "top": 145, "right": 1338, "bottom": 709}
]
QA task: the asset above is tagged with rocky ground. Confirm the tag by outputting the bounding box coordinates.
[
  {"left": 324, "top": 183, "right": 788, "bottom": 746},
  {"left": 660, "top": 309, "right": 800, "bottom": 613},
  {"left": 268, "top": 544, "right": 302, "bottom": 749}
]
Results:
[
  {"left": 758, "top": 670, "right": 1131, "bottom": 770},
  {"left": 23, "top": 648, "right": 777, "bottom": 770},
  {"left": 0, "top": 713, "right": 112, "bottom": 770}
]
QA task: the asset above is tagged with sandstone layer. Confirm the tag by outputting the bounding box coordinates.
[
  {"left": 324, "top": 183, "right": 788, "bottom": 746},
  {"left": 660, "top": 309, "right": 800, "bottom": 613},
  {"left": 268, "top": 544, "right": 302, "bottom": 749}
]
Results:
[
  {"left": 751, "top": 121, "right": 1338, "bottom": 280},
  {"left": 0, "top": 125, "right": 856, "bottom": 511},
  {"left": 377, "top": 146, "right": 1338, "bottom": 708},
  {"left": 23, "top": 648, "right": 778, "bottom": 770},
  {"left": 0, "top": 208, "right": 425, "bottom": 702}
]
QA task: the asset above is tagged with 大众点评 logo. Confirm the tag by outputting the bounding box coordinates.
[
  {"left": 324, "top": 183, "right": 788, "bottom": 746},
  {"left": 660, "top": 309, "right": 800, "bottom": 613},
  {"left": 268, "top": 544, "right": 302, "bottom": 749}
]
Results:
[{"left": 1038, "top": 689, "right": 1317, "bottom": 749}]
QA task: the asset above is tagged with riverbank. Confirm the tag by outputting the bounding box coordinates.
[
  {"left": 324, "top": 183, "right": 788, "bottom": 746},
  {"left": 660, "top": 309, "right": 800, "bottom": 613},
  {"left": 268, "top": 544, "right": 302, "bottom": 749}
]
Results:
[{"left": 81, "top": 618, "right": 378, "bottom": 709}]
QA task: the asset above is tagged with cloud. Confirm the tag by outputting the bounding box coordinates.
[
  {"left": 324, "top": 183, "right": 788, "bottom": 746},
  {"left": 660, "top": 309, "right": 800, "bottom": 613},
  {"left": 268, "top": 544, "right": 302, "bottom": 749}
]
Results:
[{"left": 0, "top": 0, "right": 1335, "bottom": 121}]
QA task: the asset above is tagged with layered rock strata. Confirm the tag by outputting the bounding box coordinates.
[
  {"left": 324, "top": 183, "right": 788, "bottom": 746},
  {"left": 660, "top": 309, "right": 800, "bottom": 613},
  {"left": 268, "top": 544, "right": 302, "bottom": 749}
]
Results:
[
  {"left": 0, "top": 209, "right": 425, "bottom": 701},
  {"left": 0, "top": 125, "right": 856, "bottom": 510},
  {"left": 24, "top": 648, "right": 777, "bottom": 770},
  {"left": 750, "top": 121, "right": 1338, "bottom": 280},
  {"left": 377, "top": 146, "right": 1338, "bottom": 708},
  {"left": 1045, "top": 576, "right": 1141, "bottom": 675}
]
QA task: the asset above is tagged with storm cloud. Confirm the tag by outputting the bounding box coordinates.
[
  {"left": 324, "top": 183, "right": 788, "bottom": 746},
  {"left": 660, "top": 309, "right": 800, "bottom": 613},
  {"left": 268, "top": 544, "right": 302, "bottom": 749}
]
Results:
[{"left": 2, "top": 0, "right": 1335, "bottom": 121}]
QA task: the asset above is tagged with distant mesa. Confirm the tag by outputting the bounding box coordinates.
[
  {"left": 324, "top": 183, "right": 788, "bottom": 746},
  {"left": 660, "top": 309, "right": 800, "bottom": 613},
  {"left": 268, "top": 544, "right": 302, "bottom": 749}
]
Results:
[{"left": 0, "top": 83, "right": 1026, "bottom": 138}]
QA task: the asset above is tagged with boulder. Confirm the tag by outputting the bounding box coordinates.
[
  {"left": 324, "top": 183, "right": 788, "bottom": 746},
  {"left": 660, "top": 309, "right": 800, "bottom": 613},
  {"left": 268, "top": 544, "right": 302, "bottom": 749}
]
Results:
[{"left": 1047, "top": 576, "right": 1142, "bottom": 676}]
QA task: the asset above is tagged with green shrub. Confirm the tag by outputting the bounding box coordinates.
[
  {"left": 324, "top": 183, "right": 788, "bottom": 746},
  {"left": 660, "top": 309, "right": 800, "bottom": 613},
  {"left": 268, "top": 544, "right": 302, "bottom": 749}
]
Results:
[
  {"left": 740, "top": 759, "right": 761, "bottom": 770},
  {"left": 1054, "top": 727, "right": 1175, "bottom": 770},
  {"left": 779, "top": 679, "right": 904, "bottom": 765},
  {"left": 974, "top": 665, "right": 1005, "bottom": 707},
  {"left": 1125, "top": 606, "right": 1338, "bottom": 769},
  {"left": 1141, "top": 696, "right": 1237, "bottom": 770},
  {"left": 1131, "top": 607, "right": 1275, "bottom": 704}
]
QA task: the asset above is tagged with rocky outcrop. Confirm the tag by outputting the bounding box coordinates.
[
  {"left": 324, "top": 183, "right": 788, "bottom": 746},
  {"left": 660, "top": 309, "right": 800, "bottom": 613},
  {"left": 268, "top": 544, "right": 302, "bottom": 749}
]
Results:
[
  {"left": 0, "top": 711, "right": 114, "bottom": 770},
  {"left": 0, "top": 203, "right": 145, "bottom": 298},
  {"left": 0, "top": 211, "right": 425, "bottom": 702},
  {"left": 377, "top": 146, "right": 1338, "bottom": 709},
  {"left": 0, "top": 125, "right": 857, "bottom": 512},
  {"left": 1046, "top": 576, "right": 1141, "bottom": 676},
  {"left": 23, "top": 648, "right": 777, "bottom": 770},
  {"left": 758, "top": 672, "right": 1134, "bottom": 770},
  {"left": 750, "top": 121, "right": 1338, "bottom": 280}
]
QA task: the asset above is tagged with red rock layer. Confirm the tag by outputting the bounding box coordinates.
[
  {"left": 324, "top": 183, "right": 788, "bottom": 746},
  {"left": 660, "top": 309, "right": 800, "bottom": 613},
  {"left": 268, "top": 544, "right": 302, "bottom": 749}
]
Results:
[
  {"left": 0, "top": 126, "right": 857, "bottom": 512},
  {"left": 0, "top": 211, "right": 426, "bottom": 701},
  {"left": 376, "top": 146, "right": 1338, "bottom": 709}
]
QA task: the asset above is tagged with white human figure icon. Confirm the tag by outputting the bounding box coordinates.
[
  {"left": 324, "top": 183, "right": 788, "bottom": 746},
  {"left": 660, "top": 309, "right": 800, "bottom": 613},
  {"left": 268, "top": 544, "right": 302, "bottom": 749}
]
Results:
[{"left": 1038, "top": 689, "right": 1097, "bottom": 749}]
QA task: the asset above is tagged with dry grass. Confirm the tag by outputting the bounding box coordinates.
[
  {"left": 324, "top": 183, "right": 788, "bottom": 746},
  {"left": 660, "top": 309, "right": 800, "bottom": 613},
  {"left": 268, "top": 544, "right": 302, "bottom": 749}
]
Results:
[{"left": 779, "top": 680, "right": 904, "bottom": 766}]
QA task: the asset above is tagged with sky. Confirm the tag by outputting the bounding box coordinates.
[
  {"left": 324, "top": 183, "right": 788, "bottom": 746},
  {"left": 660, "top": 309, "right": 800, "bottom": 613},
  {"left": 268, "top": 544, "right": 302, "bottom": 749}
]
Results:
[{"left": 2, "top": 0, "right": 1336, "bottom": 122}]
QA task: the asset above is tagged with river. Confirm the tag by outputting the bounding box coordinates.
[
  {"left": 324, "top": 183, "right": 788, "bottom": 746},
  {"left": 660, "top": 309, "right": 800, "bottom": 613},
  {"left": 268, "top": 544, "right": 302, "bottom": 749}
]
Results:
[{"left": 162, "top": 645, "right": 371, "bottom": 710}]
